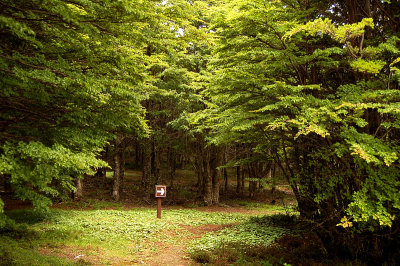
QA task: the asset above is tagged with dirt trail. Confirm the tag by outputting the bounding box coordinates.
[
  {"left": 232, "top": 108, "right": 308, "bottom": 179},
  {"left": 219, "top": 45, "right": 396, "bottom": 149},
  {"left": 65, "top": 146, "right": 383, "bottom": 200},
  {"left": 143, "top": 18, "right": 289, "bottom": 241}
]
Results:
[{"left": 138, "top": 224, "right": 232, "bottom": 266}]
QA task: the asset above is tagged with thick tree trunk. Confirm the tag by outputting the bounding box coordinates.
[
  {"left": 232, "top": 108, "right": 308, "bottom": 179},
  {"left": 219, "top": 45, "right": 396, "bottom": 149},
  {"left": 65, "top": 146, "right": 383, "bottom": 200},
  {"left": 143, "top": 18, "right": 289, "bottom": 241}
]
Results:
[{"left": 203, "top": 146, "right": 222, "bottom": 205}]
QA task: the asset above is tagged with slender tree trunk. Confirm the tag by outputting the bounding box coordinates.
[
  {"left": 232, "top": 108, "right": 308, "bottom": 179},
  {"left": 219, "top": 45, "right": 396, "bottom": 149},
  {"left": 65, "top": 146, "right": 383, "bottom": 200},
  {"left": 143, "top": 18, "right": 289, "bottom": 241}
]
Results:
[
  {"left": 223, "top": 149, "right": 228, "bottom": 194},
  {"left": 223, "top": 168, "right": 228, "bottom": 194},
  {"left": 236, "top": 166, "right": 241, "bottom": 193},
  {"left": 194, "top": 146, "right": 204, "bottom": 195},
  {"left": 241, "top": 166, "right": 246, "bottom": 196},
  {"left": 168, "top": 148, "right": 177, "bottom": 188},
  {"left": 211, "top": 147, "right": 222, "bottom": 204},
  {"left": 112, "top": 148, "right": 121, "bottom": 201},
  {"left": 268, "top": 162, "right": 276, "bottom": 194},
  {"left": 248, "top": 165, "right": 256, "bottom": 198},
  {"left": 152, "top": 141, "right": 161, "bottom": 185},
  {"left": 203, "top": 148, "right": 213, "bottom": 205},
  {"left": 74, "top": 177, "right": 83, "bottom": 200},
  {"left": 142, "top": 138, "right": 152, "bottom": 200},
  {"left": 112, "top": 136, "right": 125, "bottom": 201}
]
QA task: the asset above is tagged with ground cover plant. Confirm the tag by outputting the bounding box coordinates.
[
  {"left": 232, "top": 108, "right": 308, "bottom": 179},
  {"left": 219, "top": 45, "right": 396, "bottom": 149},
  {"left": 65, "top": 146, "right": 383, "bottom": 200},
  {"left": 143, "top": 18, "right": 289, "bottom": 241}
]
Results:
[{"left": 1, "top": 204, "right": 298, "bottom": 265}]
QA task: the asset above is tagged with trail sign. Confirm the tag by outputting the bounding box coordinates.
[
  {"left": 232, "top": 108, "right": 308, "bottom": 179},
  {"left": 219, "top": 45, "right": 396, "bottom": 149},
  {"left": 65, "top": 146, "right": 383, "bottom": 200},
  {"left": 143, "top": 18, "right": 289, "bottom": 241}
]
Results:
[
  {"left": 155, "top": 185, "right": 166, "bottom": 219},
  {"left": 155, "top": 185, "right": 166, "bottom": 198}
]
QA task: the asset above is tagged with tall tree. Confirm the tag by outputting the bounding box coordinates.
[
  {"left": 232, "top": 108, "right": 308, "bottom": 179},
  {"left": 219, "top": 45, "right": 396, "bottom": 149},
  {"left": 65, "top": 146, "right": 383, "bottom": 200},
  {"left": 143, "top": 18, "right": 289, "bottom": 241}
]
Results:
[
  {"left": 197, "top": 0, "right": 400, "bottom": 261},
  {"left": 0, "top": 0, "right": 151, "bottom": 222}
]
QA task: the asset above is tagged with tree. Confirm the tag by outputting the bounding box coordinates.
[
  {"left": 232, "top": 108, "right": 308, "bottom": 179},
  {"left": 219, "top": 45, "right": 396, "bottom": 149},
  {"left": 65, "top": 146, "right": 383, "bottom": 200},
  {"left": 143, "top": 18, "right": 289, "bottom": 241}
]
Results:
[
  {"left": 198, "top": 0, "right": 400, "bottom": 261},
  {"left": 136, "top": 0, "right": 219, "bottom": 204},
  {"left": 0, "top": 0, "right": 151, "bottom": 222}
]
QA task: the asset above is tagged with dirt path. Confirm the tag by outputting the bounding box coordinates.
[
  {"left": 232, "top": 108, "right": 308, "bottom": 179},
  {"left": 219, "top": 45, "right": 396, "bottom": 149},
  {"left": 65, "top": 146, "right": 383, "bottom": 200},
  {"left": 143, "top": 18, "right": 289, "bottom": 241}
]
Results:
[{"left": 137, "top": 224, "right": 233, "bottom": 266}]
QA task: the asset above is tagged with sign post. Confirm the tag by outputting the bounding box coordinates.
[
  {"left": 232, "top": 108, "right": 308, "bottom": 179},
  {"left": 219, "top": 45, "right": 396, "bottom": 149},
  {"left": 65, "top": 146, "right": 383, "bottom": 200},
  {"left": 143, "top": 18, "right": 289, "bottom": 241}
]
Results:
[{"left": 155, "top": 185, "right": 166, "bottom": 219}]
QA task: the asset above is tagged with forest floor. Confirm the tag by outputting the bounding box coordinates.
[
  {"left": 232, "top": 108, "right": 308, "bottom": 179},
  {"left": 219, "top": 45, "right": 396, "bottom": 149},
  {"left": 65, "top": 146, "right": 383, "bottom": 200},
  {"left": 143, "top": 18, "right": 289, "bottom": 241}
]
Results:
[{"left": 0, "top": 169, "right": 359, "bottom": 265}]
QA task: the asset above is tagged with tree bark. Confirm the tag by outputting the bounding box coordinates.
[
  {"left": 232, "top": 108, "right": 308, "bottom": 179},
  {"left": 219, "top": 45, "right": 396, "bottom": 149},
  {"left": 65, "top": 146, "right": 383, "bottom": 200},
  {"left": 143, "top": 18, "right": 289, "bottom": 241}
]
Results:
[
  {"left": 248, "top": 165, "right": 256, "bottom": 198},
  {"left": 236, "top": 165, "right": 241, "bottom": 194},
  {"left": 211, "top": 147, "right": 222, "bottom": 204},
  {"left": 74, "top": 177, "right": 83, "bottom": 201},
  {"left": 141, "top": 138, "right": 152, "bottom": 200},
  {"left": 203, "top": 148, "right": 213, "bottom": 205},
  {"left": 193, "top": 143, "right": 204, "bottom": 195},
  {"left": 112, "top": 136, "right": 125, "bottom": 201},
  {"left": 168, "top": 147, "right": 177, "bottom": 188},
  {"left": 223, "top": 168, "right": 228, "bottom": 194},
  {"left": 152, "top": 140, "right": 161, "bottom": 185},
  {"left": 241, "top": 166, "right": 246, "bottom": 196},
  {"left": 223, "top": 149, "right": 228, "bottom": 194}
]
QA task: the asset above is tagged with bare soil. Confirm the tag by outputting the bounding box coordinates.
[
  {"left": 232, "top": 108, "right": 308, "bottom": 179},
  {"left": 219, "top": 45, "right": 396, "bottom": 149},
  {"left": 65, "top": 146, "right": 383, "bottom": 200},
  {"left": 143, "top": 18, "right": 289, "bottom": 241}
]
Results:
[{"left": 137, "top": 223, "right": 233, "bottom": 266}]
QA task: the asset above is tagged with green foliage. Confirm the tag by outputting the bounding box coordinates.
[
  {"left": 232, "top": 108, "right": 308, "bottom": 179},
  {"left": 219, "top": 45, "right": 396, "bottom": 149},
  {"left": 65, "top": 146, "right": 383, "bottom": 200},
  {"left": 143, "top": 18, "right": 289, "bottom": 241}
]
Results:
[
  {"left": 0, "top": 207, "right": 253, "bottom": 264},
  {"left": 0, "top": 237, "right": 73, "bottom": 265},
  {"left": 1, "top": 142, "right": 107, "bottom": 210},
  {"left": 347, "top": 166, "right": 400, "bottom": 227},
  {"left": 198, "top": 0, "right": 400, "bottom": 250},
  {"left": 0, "top": 0, "right": 156, "bottom": 216},
  {"left": 350, "top": 59, "right": 386, "bottom": 75},
  {"left": 189, "top": 215, "right": 292, "bottom": 253}
]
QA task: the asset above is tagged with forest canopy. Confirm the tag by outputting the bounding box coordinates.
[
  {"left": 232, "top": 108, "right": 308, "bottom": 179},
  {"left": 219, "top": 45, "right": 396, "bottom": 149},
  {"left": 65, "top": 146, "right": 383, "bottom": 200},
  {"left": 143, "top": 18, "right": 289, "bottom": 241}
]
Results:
[{"left": 1, "top": 0, "right": 399, "bottom": 262}]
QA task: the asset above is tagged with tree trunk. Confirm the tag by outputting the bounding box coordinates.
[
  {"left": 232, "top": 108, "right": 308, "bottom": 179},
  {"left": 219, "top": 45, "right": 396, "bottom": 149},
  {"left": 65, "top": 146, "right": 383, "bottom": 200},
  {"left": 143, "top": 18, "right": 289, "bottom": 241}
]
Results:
[
  {"left": 211, "top": 148, "right": 222, "bottom": 204},
  {"left": 152, "top": 140, "right": 161, "bottom": 185},
  {"left": 203, "top": 148, "right": 213, "bottom": 205},
  {"left": 268, "top": 162, "right": 276, "bottom": 194},
  {"left": 241, "top": 166, "right": 246, "bottom": 196},
  {"left": 74, "top": 177, "right": 83, "bottom": 201},
  {"left": 223, "top": 149, "right": 228, "bottom": 194},
  {"left": 203, "top": 146, "right": 222, "bottom": 205},
  {"left": 193, "top": 145, "right": 204, "bottom": 195},
  {"left": 168, "top": 147, "right": 177, "bottom": 188},
  {"left": 236, "top": 166, "right": 241, "bottom": 194},
  {"left": 112, "top": 136, "right": 125, "bottom": 201},
  {"left": 142, "top": 138, "right": 152, "bottom": 200},
  {"left": 223, "top": 168, "right": 228, "bottom": 194},
  {"left": 248, "top": 165, "right": 256, "bottom": 198}
]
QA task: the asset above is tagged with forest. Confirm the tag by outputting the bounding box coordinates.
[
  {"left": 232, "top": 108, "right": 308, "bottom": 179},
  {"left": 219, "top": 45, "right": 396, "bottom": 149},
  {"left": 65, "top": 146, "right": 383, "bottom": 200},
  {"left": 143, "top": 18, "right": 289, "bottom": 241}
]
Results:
[{"left": 0, "top": 0, "right": 399, "bottom": 265}]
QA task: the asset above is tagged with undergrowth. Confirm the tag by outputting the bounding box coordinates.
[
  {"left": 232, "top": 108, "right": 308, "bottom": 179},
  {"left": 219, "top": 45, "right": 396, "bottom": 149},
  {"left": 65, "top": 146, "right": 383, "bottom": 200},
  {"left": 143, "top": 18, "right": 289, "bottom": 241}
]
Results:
[
  {"left": 1, "top": 208, "right": 252, "bottom": 264},
  {"left": 189, "top": 214, "right": 299, "bottom": 265}
]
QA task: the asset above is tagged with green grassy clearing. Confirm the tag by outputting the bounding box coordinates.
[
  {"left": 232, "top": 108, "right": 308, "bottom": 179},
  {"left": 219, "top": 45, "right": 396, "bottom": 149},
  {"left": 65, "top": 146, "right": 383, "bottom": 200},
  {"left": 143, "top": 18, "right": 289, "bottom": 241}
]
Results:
[{"left": 0, "top": 205, "right": 298, "bottom": 265}]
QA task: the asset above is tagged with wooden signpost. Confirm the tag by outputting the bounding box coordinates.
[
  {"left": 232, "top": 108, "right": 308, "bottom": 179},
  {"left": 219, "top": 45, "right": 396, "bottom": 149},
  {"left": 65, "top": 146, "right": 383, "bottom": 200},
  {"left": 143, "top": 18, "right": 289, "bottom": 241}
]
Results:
[{"left": 155, "top": 185, "right": 166, "bottom": 219}]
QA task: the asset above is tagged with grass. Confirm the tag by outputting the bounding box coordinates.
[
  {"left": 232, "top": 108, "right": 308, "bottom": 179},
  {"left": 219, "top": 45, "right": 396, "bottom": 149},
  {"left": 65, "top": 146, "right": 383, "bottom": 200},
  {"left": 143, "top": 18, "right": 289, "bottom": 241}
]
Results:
[
  {"left": 1, "top": 169, "right": 302, "bottom": 265},
  {"left": 0, "top": 238, "right": 75, "bottom": 265},
  {"left": 188, "top": 214, "right": 299, "bottom": 265},
  {"left": 233, "top": 200, "right": 297, "bottom": 213},
  {"left": 2, "top": 206, "right": 278, "bottom": 265},
  {"left": 188, "top": 216, "right": 292, "bottom": 252},
  {"left": 54, "top": 199, "right": 125, "bottom": 210}
]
